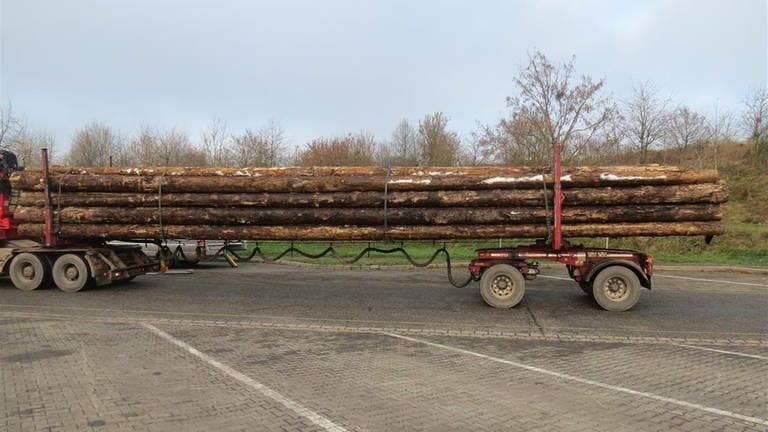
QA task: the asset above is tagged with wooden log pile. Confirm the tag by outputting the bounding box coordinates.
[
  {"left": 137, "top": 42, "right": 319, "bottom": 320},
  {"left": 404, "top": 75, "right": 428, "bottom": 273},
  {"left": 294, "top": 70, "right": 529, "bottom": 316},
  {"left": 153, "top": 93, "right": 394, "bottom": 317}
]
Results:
[{"left": 9, "top": 165, "right": 728, "bottom": 242}]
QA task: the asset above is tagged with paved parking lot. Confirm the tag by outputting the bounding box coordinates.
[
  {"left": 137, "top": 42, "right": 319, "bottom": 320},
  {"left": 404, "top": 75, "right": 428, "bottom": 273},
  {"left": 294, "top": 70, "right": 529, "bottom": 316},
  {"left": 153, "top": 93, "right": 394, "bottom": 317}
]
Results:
[{"left": 1, "top": 263, "right": 766, "bottom": 431}]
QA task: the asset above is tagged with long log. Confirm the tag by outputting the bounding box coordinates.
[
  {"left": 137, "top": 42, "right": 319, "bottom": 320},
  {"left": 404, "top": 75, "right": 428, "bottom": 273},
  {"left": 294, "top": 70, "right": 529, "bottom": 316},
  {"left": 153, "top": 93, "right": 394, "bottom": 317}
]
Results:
[
  {"left": 39, "top": 164, "right": 715, "bottom": 179},
  {"left": 16, "top": 183, "right": 729, "bottom": 208},
  {"left": 15, "top": 221, "right": 725, "bottom": 241},
  {"left": 11, "top": 168, "right": 721, "bottom": 193},
  {"left": 17, "top": 189, "right": 548, "bottom": 208},
  {"left": 12, "top": 205, "right": 723, "bottom": 226},
  {"left": 42, "top": 165, "right": 547, "bottom": 177},
  {"left": 563, "top": 182, "right": 729, "bottom": 205}
]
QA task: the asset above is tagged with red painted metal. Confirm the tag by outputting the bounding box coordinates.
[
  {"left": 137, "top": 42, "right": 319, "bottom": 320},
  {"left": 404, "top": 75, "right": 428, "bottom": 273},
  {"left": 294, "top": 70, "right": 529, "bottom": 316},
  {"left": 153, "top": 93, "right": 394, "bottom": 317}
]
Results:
[
  {"left": 469, "top": 245, "right": 653, "bottom": 288},
  {"left": 468, "top": 141, "right": 654, "bottom": 289},
  {"left": 0, "top": 190, "right": 15, "bottom": 239},
  {"left": 0, "top": 152, "right": 18, "bottom": 239},
  {"left": 41, "top": 148, "right": 56, "bottom": 247}
]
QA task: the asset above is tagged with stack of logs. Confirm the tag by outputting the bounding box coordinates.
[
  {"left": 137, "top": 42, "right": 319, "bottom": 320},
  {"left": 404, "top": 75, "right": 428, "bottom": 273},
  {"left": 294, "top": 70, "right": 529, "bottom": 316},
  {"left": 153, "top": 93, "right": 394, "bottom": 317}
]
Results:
[{"left": 9, "top": 165, "right": 728, "bottom": 241}]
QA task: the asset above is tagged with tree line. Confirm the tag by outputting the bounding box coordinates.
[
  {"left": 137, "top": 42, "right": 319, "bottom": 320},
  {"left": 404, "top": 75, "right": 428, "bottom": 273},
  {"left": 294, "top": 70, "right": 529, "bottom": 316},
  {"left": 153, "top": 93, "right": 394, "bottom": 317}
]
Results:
[{"left": 1, "top": 51, "right": 766, "bottom": 169}]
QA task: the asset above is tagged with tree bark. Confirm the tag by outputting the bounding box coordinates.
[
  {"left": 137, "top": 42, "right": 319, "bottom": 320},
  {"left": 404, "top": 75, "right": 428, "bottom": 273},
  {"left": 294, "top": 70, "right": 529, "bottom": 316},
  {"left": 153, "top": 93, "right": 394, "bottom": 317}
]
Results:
[
  {"left": 38, "top": 164, "right": 717, "bottom": 180},
  {"left": 15, "top": 221, "right": 725, "bottom": 241},
  {"left": 16, "top": 182, "right": 728, "bottom": 208},
  {"left": 11, "top": 164, "right": 727, "bottom": 242},
  {"left": 12, "top": 167, "right": 720, "bottom": 193},
  {"left": 12, "top": 205, "right": 722, "bottom": 226},
  {"left": 562, "top": 182, "right": 728, "bottom": 205}
]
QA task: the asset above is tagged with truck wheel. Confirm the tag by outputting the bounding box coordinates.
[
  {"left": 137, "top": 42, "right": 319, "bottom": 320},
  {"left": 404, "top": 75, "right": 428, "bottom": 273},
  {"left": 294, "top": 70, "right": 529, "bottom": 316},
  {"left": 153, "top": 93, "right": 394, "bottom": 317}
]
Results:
[
  {"left": 592, "top": 266, "right": 641, "bottom": 311},
  {"left": 52, "top": 254, "right": 91, "bottom": 292},
  {"left": 480, "top": 264, "right": 525, "bottom": 309},
  {"left": 9, "top": 253, "right": 49, "bottom": 291}
]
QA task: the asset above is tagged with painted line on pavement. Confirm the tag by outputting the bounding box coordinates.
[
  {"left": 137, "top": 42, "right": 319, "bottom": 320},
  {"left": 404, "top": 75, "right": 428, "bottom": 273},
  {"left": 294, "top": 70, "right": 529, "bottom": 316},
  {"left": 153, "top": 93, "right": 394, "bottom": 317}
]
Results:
[
  {"left": 653, "top": 274, "right": 768, "bottom": 288},
  {"left": 542, "top": 273, "right": 768, "bottom": 288},
  {"left": 141, "top": 322, "right": 348, "bottom": 432},
  {"left": 541, "top": 273, "right": 768, "bottom": 288},
  {"left": 677, "top": 344, "right": 768, "bottom": 361},
  {"left": 386, "top": 332, "right": 768, "bottom": 427},
  {"left": 538, "top": 275, "right": 573, "bottom": 281}
]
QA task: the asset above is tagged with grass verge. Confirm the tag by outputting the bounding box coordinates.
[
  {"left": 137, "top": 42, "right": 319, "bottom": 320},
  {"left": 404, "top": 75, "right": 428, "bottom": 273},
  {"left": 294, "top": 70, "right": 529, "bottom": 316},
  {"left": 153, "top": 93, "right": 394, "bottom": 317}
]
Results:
[{"left": 234, "top": 233, "right": 767, "bottom": 268}]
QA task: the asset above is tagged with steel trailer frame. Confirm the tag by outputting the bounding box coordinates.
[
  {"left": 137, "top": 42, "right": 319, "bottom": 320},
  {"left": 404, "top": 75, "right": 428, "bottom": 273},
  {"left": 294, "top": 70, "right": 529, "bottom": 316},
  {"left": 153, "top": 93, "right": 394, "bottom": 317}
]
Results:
[
  {"left": 0, "top": 149, "right": 157, "bottom": 292},
  {"left": 467, "top": 142, "right": 654, "bottom": 311}
]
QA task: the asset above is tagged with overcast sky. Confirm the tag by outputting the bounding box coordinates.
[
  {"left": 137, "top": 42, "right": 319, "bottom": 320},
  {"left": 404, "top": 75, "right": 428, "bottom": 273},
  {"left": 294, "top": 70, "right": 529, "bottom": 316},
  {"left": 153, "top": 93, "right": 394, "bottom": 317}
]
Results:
[{"left": 1, "top": 0, "right": 766, "bottom": 153}]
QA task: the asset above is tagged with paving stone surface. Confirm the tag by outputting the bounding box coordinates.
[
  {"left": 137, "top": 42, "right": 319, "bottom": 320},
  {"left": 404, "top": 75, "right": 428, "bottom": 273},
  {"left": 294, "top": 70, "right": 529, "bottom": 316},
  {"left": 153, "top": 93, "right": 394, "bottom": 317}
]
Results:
[{"left": 0, "top": 265, "right": 766, "bottom": 431}]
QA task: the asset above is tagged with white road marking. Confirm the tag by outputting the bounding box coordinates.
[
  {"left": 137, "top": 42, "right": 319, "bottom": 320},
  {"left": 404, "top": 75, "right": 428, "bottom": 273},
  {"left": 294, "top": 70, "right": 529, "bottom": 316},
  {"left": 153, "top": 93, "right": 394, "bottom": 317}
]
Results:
[
  {"left": 386, "top": 332, "right": 768, "bottom": 427},
  {"left": 541, "top": 273, "right": 768, "bottom": 288},
  {"left": 538, "top": 275, "right": 573, "bottom": 281},
  {"left": 677, "top": 344, "right": 768, "bottom": 361},
  {"left": 653, "top": 274, "right": 768, "bottom": 288},
  {"left": 141, "top": 323, "right": 348, "bottom": 432}
]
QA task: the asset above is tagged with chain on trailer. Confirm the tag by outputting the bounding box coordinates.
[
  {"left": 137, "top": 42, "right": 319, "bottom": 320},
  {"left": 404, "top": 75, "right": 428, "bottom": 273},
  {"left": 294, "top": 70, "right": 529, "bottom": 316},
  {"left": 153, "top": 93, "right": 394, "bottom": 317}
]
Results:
[
  {"left": 203, "top": 242, "right": 478, "bottom": 288},
  {"left": 149, "top": 161, "right": 481, "bottom": 288}
]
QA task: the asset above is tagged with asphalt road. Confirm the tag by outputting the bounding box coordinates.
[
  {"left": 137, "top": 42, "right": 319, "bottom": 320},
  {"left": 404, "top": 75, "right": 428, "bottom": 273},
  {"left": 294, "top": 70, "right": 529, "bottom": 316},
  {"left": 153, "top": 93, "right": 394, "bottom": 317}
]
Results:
[{"left": 1, "top": 263, "right": 766, "bottom": 431}]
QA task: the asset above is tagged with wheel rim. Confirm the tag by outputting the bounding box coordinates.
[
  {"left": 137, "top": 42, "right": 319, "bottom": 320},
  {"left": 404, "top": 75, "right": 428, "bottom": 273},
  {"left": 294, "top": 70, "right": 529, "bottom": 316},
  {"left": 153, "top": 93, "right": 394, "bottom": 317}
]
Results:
[
  {"left": 21, "top": 263, "right": 36, "bottom": 280},
  {"left": 491, "top": 275, "right": 514, "bottom": 298},
  {"left": 63, "top": 265, "right": 80, "bottom": 282},
  {"left": 602, "top": 276, "right": 629, "bottom": 301},
  {"left": 52, "top": 254, "right": 89, "bottom": 292}
]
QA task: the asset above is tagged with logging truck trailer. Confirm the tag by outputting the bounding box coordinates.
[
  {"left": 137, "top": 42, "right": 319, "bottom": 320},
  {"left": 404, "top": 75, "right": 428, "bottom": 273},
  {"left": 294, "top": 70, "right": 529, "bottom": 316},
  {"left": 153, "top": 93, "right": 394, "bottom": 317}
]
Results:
[
  {"left": 0, "top": 150, "right": 156, "bottom": 292},
  {"left": 467, "top": 142, "right": 654, "bottom": 312},
  {"left": 1, "top": 146, "right": 655, "bottom": 311}
]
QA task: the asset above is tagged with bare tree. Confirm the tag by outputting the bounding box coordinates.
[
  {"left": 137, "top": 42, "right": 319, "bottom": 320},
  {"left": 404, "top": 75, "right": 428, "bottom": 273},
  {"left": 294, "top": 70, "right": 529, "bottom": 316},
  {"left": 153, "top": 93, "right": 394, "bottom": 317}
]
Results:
[
  {"left": 480, "top": 52, "right": 618, "bottom": 165},
  {"left": 156, "top": 129, "right": 185, "bottom": 166},
  {"left": 129, "top": 126, "right": 159, "bottom": 167},
  {"left": 230, "top": 120, "right": 285, "bottom": 167},
  {"left": 666, "top": 106, "right": 710, "bottom": 151},
  {"left": 259, "top": 119, "right": 286, "bottom": 167},
  {"left": 231, "top": 129, "right": 260, "bottom": 167},
  {"left": 705, "top": 108, "right": 735, "bottom": 169},
  {"left": 127, "top": 127, "right": 205, "bottom": 167},
  {"left": 0, "top": 103, "right": 25, "bottom": 150},
  {"left": 10, "top": 130, "right": 56, "bottom": 168},
  {"left": 477, "top": 114, "right": 552, "bottom": 165},
  {"left": 387, "top": 119, "right": 419, "bottom": 166},
  {"left": 156, "top": 128, "right": 205, "bottom": 166},
  {"left": 0, "top": 104, "right": 57, "bottom": 166},
  {"left": 66, "top": 121, "right": 125, "bottom": 166},
  {"left": 417, "top": 112, "right": 460, "bottom": 166},
  {"left": 298, "top": 132, "right": 377, "bottom": 166},
  {"left": 374, "top": 143, "right": 392, "bottom": 167},
  {"left": 201, "top": 118, "right": 231, "bottom": 166},
  {"left": 458, "top": 130, "right": 486, "bottom": 166},
  {"left": 623, "top": 83, "right": 671, "bottom": 163},
  {"left": 742, "top": 87, "right": 768, "bottom": 167},
  {"left": 589, "top": 115, "right": 628, "bottom": 164}
]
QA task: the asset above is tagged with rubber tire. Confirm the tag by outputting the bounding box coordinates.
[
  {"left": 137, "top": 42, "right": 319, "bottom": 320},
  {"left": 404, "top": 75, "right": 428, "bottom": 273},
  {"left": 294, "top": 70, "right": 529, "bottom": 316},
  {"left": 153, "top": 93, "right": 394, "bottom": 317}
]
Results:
[
  {"left": 592, "top": 266, "right": 641, "bottom": 311},
  {"left": 479, "top": 264, "right": 526, "bottom": 309},
  {"left": 52, "top": 254, "right": 91, "bottom": 293},
  {"left": 9, "top": 253, "right": 49, "bottom": 291},
  {"left": 578, "top": 281, "right": 593, "bottom": 296}
]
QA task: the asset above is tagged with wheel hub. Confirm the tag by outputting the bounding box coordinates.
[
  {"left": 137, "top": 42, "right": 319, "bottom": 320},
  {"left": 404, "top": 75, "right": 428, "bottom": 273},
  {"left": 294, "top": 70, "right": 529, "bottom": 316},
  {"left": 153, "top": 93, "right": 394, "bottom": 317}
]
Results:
[
  {"left": 491, "top": 275, "right": 514, "bottom": 297},
  {"left": 64, "top": 265, "right": 79, "bottom": 281},
  {"left": 603, "top": 276, "right": 629, "bottom": 301},
  {"left": 21, "top": 264, "right": 35, "bottom": 279}
]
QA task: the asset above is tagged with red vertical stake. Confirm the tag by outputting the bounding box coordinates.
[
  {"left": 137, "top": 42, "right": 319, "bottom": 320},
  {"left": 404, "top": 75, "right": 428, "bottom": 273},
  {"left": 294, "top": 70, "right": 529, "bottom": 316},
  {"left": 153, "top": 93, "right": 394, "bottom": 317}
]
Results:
[{"left": 41, "top": 148, "right": 55, "bottom": 247}]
